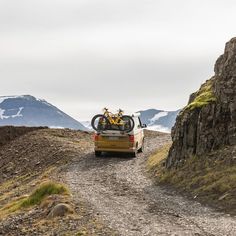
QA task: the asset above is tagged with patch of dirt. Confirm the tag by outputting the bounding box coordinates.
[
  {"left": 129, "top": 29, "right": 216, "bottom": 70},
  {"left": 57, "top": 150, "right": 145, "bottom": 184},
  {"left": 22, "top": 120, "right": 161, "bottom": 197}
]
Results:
[
  {"left": 0, "top": 126, "right": 46, "bottom": 147},
  {"left": 0, "top": 128, "right": 91, "bottom": 183}
]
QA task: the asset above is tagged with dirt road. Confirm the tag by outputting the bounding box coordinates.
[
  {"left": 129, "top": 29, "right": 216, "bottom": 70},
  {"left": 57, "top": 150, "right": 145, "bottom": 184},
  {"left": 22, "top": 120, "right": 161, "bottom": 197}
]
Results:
[
  {"left": 0, "top": 128, "right": 235, "bottom": 235},
  {"left": 63, "top": 132, "right": 236, "bottom": 236}
]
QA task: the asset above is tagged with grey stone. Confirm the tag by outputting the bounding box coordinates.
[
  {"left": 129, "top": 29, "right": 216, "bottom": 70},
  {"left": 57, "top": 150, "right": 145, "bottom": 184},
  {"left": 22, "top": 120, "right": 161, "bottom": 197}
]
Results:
[
  {"left": 166, "top": 37, "right": 236, "bottom": 168},
  {"left": 48, "top": 203, "right": 74, "bottom": 218}
]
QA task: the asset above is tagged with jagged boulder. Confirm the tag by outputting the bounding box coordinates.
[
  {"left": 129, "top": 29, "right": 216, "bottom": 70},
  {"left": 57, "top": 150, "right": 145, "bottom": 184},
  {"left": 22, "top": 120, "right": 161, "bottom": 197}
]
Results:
[{"left": 166, "top": 37, "right": 236, "bottom": 168}]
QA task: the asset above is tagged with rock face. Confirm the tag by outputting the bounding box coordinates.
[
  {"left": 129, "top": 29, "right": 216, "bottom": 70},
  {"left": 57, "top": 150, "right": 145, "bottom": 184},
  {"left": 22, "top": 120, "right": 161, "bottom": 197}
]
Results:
[{"left": 166, "top": 37, "right": 236, "bottom": 168}]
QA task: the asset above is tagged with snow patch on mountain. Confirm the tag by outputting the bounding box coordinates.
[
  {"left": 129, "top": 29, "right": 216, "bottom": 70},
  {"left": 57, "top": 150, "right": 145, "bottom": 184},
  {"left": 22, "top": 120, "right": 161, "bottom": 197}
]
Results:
[
  {"left": 49, "top": 126, "right": 65, "bottom": 129},
  {"left": 0, "top": 108, "right": 7, "bottom": 119},
  {"left": 146, "top": 124, "right": 171, "bottom": 133},
  {"left": 0, "top": 95, "right": 87, "bottom": 130},
  {"left": 12, "top": 107, "right": 24, "bottom": 118},
  {"left": 0, "top": 96, "right": 24, "bottom": 105},
  {"left": 139, "top": 109, "right": 180, "bottom": 133},
  {"left": 149, "top": 111, "right": 168, "bottom": 125},
  {"left": 0, "top": 105, "right": 24, "bottom": 120}
]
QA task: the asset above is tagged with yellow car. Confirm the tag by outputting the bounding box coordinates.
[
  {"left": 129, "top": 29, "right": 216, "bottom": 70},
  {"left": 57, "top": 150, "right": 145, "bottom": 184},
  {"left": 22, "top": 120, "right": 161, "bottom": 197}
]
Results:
[{"left": 93, "top": 114, "right": 146, "bottom": 157}]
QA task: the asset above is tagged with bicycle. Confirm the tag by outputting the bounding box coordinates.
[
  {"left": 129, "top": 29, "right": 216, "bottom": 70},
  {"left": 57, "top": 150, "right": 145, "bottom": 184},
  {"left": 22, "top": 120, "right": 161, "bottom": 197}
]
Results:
[{"left": 91, "top": 108, "right": 134, "bottom": 132}]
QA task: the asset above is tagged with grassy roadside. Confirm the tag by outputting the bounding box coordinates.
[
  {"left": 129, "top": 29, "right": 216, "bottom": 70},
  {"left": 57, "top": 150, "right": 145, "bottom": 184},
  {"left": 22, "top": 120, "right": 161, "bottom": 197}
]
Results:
[
  {"left": 0, "top": 180, "right": 69, "bottom": 218},
  {"left": 0, "top": 171, "right": 118, "bottom": 236},
  {"left": 147, "top": 144, "right": 236, "bottom": 215},
  {"left": 0, "top": 179, "right": 69, "bottom": 219}
]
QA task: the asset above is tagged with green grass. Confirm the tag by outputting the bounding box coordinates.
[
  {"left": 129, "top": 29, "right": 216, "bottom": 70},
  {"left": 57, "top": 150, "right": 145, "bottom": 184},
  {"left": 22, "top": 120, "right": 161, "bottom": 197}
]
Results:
[
  {"left": 20, "top": 181, "right": 68, "bottom": 208},
  {"left": 147, "top": 144, "right": 171, "bottom": 172},
  {"left": 147, "top": 147, "right": 236, "bottom": 214},
  {"left": 185, "top": 79, "right": 217, "bottom": 110},
  {"left": 0, "top": 181, "right": 68, "bottom": 218}
]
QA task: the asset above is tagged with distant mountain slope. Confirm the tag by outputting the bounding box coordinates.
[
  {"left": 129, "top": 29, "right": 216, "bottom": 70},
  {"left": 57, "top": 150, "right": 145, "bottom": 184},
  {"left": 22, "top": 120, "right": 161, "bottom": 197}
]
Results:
[
  {"left": 0, "top": 95, "right": 87, "bottom": 130},
  {"left": 80, "top": 121, "right": 92, "bottom": 130},
  {"left": 138, "top": 109, "right": 180, "bottom": 133}
]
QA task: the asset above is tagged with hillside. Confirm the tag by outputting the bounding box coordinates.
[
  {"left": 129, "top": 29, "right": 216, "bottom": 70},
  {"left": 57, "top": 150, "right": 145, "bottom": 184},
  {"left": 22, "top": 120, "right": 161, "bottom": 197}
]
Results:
[
  {"left": 148, "top": 37, "right": 236, "bottom": 214},
  {"left": 0, "top": 95, "right": 87, "bottom": 130},
  {"left": 0, "top": 127, "right": 115, "bottom": 235},
  {"left": 80, "top": 120, "right": 92, "bottom": 130}
]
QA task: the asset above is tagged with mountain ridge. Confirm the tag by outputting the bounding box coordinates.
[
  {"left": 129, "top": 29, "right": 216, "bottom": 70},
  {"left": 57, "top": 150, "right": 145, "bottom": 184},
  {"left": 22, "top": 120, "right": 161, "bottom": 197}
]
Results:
[
  {"left": 0, "top": 95, "right": 87, "bottom": 131},
  {"left": 138, "top": 108, "right": 180, "bottom": 133}
]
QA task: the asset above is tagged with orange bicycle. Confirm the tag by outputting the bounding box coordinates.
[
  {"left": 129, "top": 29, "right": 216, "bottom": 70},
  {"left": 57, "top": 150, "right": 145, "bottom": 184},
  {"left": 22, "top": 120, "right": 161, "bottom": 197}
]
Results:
[{"left": 91, "top": 108, "right": 134, "bottom": 132}]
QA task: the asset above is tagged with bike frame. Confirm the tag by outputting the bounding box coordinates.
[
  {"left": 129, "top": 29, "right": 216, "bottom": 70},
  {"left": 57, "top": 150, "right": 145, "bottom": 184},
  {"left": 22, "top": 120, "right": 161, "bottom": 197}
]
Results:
[{"left": 104, "top": 109, "right": 124, "bottom": 125}]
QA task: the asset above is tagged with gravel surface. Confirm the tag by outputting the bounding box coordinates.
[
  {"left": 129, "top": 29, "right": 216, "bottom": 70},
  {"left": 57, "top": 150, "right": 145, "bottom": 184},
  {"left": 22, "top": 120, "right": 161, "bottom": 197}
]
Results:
[
  {"left": 64, "top": 132, "right": 236, "bottom": 236},
  {"left": 1, "top": 129, "right": 235, "bottom": 235}
]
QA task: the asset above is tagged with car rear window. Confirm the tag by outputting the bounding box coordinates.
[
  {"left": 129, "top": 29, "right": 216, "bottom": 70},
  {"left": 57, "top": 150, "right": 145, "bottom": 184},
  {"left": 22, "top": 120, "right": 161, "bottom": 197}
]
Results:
[{"left": 99, "top": 116, "right": 133, "bottom": 131}]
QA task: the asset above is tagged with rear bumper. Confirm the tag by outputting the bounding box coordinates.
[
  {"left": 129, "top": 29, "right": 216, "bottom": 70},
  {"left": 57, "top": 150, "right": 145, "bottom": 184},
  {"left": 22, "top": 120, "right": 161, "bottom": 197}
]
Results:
[{"left": 95, "top": 147, "right": 136, "bottom": 153}]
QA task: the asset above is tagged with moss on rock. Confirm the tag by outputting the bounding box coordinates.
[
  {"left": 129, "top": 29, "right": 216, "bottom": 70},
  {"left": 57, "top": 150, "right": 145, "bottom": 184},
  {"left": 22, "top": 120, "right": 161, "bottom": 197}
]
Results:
[{"left": 185, "top": 79, "right": 217, "bottom": 110}]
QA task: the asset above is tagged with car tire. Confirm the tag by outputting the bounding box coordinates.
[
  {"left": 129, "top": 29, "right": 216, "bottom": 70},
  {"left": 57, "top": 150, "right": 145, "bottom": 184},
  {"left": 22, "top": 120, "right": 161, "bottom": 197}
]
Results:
[
  {"left": 131, "top": 150, "right": 138, "bottom": 158},
  {"left": 91, "top": 114, "right": 109, "bottom": 131},
  {"left": 138, "top": 139, "right": 145, "bottom": 153},
  {"left": 95, "top": 151, "right": 102, "bottom": 157}
]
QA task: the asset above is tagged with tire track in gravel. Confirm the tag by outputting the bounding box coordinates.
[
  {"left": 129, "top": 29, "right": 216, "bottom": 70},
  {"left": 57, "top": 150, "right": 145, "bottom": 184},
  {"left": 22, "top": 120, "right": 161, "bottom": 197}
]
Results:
[{"left": 64, "top": 133, "right": 236, "bottom": 236}]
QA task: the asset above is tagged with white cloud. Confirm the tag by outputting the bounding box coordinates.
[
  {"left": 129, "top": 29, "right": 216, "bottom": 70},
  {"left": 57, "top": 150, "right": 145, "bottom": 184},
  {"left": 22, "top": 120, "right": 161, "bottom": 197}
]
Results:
[{"left": 0, "top": 0, "right": 236, "bottom": 119}]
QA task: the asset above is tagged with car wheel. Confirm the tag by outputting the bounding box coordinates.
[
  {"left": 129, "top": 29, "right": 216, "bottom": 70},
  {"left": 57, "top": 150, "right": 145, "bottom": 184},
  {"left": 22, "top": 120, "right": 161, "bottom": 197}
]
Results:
[
  {"left": 131, "top": 150, "right": 138, "bottom": 158},
  {"left": 138, "top": 139, "right": 145, "bottom": 153},
  {"left": 95, "top": 151, "right": 102, "bottom": 157}
]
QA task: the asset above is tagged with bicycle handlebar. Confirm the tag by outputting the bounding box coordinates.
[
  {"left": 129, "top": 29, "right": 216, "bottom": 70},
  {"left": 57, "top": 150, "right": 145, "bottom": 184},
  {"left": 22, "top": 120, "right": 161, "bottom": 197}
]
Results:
[{"left": 103, "top": 108, "right": 124, "bottom": 115}]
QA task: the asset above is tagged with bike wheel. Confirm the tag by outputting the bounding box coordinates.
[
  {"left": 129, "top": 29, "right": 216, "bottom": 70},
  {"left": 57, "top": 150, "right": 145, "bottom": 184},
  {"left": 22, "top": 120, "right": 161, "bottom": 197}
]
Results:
[
  {"left": 119, "top": 115, "right": 135, "bottom": 132},
  {"left": 91, "top": 114, "right": 109, "bottom": 131}
]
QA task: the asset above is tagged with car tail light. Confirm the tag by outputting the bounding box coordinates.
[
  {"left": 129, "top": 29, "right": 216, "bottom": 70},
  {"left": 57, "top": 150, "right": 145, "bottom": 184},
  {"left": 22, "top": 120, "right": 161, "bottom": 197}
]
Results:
[
  {"left": 129, "top": 135, "right": 135, "bottom": 143},
  {"left": 94, "top": 134, "right": 100, "bottom": 141}
]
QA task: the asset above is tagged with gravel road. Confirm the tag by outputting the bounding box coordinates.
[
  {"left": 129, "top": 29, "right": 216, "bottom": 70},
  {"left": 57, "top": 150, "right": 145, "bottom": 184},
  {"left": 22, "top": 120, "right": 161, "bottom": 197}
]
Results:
[{"left": 65, "top": 132, "right": 236, "bottom": 236}]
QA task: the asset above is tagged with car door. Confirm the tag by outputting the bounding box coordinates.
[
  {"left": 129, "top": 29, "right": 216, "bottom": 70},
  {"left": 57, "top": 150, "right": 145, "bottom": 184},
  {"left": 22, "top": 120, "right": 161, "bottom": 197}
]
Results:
[
  {"left": 139, "top": 117, "right": 145, "bottom": 147},
  {"left": 134, "top": 117, "right": 142, "bottom": 149}
]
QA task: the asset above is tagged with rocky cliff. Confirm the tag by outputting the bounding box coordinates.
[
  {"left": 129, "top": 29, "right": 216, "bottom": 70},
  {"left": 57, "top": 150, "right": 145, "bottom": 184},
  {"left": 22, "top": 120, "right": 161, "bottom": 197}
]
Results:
[{"left": 166, "top": 37, "right": 236, "bottom": 168}]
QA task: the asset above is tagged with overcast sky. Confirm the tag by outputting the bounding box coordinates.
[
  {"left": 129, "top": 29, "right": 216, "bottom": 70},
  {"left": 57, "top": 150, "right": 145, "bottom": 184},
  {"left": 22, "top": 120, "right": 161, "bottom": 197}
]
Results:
[{"left": 1, "top": 0, "right": 236, "bottom": 120}]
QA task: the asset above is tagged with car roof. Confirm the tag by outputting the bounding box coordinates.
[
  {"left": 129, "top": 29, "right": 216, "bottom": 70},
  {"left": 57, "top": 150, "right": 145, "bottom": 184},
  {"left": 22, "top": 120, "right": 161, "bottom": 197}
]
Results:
[{"left": 131, "top": 112, "right": 140, "bottom": 117}]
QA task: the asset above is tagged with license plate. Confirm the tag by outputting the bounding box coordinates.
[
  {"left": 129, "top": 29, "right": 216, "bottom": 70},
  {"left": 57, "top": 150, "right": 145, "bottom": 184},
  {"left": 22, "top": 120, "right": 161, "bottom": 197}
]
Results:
[{"left": 108, "top": 137, "right": 119, "bottom": 140}]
